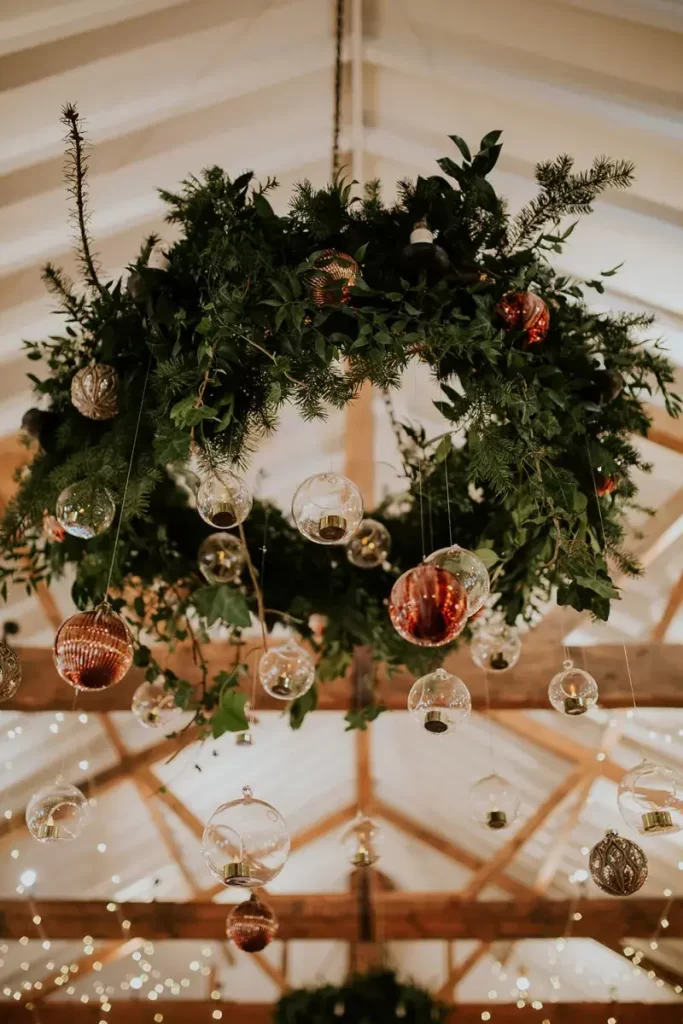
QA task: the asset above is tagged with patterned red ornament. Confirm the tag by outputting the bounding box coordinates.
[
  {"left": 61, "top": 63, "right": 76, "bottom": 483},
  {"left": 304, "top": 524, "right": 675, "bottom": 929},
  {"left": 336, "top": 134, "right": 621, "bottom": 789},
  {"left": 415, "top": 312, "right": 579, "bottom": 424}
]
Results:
[
  {"left": 226, "top": 893, "right": 278, "bottom": 952},
  {"left": 595, "top": 474, "right": 617, "bottom": 497},
  {"left": 496, "top": 291, "right": 550, "bottom": 345},
  {"left": 307, "top": 250, "right": 358, "bottom": 307},
  {"left": 53, "top": 603, "right": 134, "bottom": 691},
  {"left": 389, "top": 565, "right": 468, "bottom": 647}
]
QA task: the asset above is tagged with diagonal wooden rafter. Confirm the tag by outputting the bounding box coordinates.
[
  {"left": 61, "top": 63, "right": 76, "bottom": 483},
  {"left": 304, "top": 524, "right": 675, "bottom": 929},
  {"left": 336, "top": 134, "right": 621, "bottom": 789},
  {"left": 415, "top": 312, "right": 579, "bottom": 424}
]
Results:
[{"left": 651, "top": 570, "right": 683, "bottom": 641}]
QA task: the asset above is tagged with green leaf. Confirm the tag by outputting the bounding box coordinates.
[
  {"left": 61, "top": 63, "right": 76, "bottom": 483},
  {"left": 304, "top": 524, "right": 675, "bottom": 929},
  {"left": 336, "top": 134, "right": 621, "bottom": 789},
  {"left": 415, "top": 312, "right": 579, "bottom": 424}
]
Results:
[
  {"left": 344, "top": 704, "right": 387, "bottom": 731},
  {"left": 449, "top": 134, "right": 472, "bottom": 162},
  {"left": 290, "top": 684, "right": 318, "bottom": 730},
  {"left": 133, "top": 645, "right": 151, "bottom": 667},
  {"left": 473, "top": 547, "right": 499, "bottom": 569},
  {"left": 479, "top": 129, "right": 503, "bottom": 150},
  {"left": 193, "top": 585, "right": 251, "bottom": 627},
  {"left": 211, "top": 691, "right": 249, "bottom": 737},
  {"left": 354, "top": 242, "right": 369, "bottom": 263},
  {"left": 433, "top": 434, "right": 452, "bottom": 463},
  {"left": 437, "top": 157, "right": 465, "bottom": 184}
]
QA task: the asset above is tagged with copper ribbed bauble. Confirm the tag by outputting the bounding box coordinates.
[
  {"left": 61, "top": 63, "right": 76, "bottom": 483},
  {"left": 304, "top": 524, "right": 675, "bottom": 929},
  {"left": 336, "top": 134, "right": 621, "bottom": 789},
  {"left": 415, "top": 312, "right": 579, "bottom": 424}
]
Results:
[
  {"left": 226, "top": 894, "right": 278, "bottom": 952},
  {"left": 53, "top": 604, "right": 134, "bottom": 691},
  {"left": 307, "top": 250, "right": 358, "bottom": 306},
  {"left": 596, "top": 474, "right": 617, "bottom": 497},
  {"left": 70, "top": 364, "right": 119, "bottom": 420},
  {"left": 388, "top": 565, "right": 468, "bottom": 647},
  {"left": 496, "top": 291, "right": 550, "bottom": 345},
  {"left": 589, "top": 829, "right": 648, "bottom": 897}
]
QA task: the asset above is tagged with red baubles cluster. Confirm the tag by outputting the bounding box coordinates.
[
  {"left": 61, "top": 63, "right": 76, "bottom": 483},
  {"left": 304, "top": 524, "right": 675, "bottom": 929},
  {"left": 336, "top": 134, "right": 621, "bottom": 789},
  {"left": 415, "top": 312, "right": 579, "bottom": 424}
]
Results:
[
  {"left": 388, "top": 565, "right": 468, "bottom": 647},
  {"left": 496, "top": 291, "right": 550, "bottom": 345},
  {"left": 226, "top": 893, "right": 278, "bottom": 952}
]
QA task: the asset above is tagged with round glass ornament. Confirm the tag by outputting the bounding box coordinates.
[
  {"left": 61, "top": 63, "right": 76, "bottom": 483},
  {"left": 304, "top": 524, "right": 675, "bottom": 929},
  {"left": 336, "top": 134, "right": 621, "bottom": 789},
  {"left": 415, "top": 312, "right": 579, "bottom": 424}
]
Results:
[
  {"left": 0, "top": 640, "right": 21, "bottom": 702},
  {"left": 617, "top": 759, "right": 683, "bottom": 836},
  {"left": 202, "top": 786, "right": 290, "bottom": 888},
  {"left": 425, "top": 545, "right": 490, "bottom": 616},
  {"left": 259, "top": 639, "right": 315, "bottom": 701},
  {"left": 226, "top": 893, "right": 278, "bottom": 952},
  {"left": 408, "top": 667, "right": 471, "bottom": 735},
  {"left": 548, "top": 660, "right": 598, "bottom": 717},
  {"left": 56, "top": 481, "right": 115, "bottom": 539},
  {"left": 71, "top": 363, "right": 119, "bottom": 420},
  {"left": 342, "top": 811, "right": 381, "bottom": 867},
  {"left": 198, "top": 532, "right": 246, "bottom": 584},
  {"left": 292, "top": 472, "right": 363, "bottom": 544},
  {"left": 53, "top": 603, "right": 134, "bottom": 691},
  {"left": 471, "top": 620, "right": 521, "bottom": 673},
  {"left": 346, "top": 518, "right": 391, "bottom": 569},
  {"left": 589, "top": 829, "right": 648, "bottom": 896},
  {"left": 196, "top": 469, "right": 252, "bottom": 530},
  {"left": 389, "top": 564, "right": 467, "bottom": 647},
  {"left": 470, "top": 773, "right": 520, "bottom": 830},
  {"left": 26, "top": 778, "right": 89, "bottom": 843},
  {"left": 131, "top": 680, "right": 184, "bottom": 730}
]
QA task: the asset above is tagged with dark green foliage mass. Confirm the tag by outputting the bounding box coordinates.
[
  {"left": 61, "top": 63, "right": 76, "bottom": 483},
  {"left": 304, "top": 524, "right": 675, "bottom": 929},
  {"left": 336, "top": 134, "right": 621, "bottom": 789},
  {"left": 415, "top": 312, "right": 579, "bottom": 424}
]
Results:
[
  {"left": 274, "top": 969, "right": 446, "bottom": 1024},
  {"left": 1, "top": 107, "right": 679, "bottom": 734}
]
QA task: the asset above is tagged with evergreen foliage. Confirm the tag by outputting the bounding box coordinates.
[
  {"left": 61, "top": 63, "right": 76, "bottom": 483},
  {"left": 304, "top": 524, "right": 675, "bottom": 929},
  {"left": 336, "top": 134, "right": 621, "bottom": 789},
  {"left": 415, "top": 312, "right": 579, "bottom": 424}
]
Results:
[
  {"left": 1, "top": 106, "right": 679, "bottom": 734},
  {"left": 274, "top": 969, "right": 445, "bottom": 1024}
]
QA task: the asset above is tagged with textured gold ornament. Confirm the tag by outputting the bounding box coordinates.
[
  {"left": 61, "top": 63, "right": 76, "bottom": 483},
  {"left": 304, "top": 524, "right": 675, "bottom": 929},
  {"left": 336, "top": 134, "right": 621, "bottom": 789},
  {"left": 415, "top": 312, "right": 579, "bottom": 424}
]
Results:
[
  {"left": 589, "top": 829, "right": 648, "bottom": 897},
  {"left": 226, "top": 893, "right": 278, "bottom": 952},
  {"left": 0, "top": 640, "right": 21, "bottom": 702},
  {"left": 307, "top": 250, "right": 358, "bottom": 306},
  {"left": 53, "top": 603, "right": 134, "bottom": 691},
  {"left": 71, "top": 364, "right": 119, "bottom": 420}
]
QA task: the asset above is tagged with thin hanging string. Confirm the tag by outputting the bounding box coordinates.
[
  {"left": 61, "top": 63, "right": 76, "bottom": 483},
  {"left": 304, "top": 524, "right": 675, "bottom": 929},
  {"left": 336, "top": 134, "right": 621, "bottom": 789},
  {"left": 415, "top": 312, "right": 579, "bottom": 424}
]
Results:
[
  {"left": 105, "top": 359, "right": 152, "bottom": 599},
  {"left": 332, "top": 0, "right": 345, "bottom": 177},
  {"left": 418, "top": 457, "right": 426, "bottom": 561},
  {"left": 250, "top": 505, "right": 271, "bottom": 710},
  {"left": 56, "top": 689, "right": 79, "bottom": 781},
  {"left": 483, "top": 670, "right": 495, "bottom": 771},
  {"left": 444, "top": 457, "right": 453, "bottom": 547}
]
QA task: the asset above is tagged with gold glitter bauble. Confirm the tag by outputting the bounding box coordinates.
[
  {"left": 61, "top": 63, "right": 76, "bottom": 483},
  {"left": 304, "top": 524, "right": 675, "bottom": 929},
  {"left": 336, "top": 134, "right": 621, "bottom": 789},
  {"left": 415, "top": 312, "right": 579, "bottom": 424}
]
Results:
[
  {"left": 0, "top": 640, "right": 21, "bottom": 702},
  {"left": 589, "top": 829, "right": 648, "bottom": 897},
  {"left": 307, "top": 250, "right": 358, "bottom": 306},
  {"left": 53, "top": 603, "right": 134, "bottom": 691},
  {"left": 226, "top": 894, "right": 278, "bottom": 952},
  {"left": 71, "top": 364, "right": 119, "bottom": 420}
]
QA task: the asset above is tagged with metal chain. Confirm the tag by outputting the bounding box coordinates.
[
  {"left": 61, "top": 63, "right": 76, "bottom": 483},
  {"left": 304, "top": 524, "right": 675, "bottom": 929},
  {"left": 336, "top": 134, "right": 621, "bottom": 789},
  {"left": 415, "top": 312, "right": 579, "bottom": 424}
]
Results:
[{"left": 332, "top": 0, "right": 345, "bottom": 177}]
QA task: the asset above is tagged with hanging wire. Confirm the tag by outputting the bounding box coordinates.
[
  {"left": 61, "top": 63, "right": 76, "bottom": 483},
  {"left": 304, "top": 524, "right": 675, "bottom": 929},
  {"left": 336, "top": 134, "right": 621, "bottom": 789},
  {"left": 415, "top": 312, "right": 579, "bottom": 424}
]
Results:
[
  {"left": 332, "top": 0, "right": 346, "bottom": 177},
  {"left": 444, "top": 457, "right": 453, "bottom": 547},
  {"left": 250, "top": 504, "right": 271, "bottom": 710},
  {"left": 418, "top": 458, "right": 426, "bottom": 561}
]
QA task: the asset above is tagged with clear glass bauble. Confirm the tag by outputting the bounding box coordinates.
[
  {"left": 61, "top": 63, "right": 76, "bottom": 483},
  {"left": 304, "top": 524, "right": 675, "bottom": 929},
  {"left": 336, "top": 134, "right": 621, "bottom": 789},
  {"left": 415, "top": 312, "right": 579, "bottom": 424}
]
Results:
[
  {"left": 0, "top": 640, "right": 21, "bottom": 702},
  {"left": 259, "top": 639, "right": 315, "bottom": 701},
  {"left": 196, "top": 469, "right": 253, "bottom": 530},
  {"left": 202, "top": 786, "right": 290, "bottom": 888},
  {"left": 291, "top": 472, "right": 363, "bottom": 545},
  {"left": 342, "top": 811, "right": 381, "bottom": 867},
  {"left": 471, "top": 620, "right": 521, "bottom": 673},
  {"left": 617, "top": 759, "right": 683, "bottom": 836},
  {"left": 198, "top": 532, "right": 246, "bottom": 584},
  {"left": 131, "top": 680, "right": 184, "bottom": 731},
  {"left": 470, "top": 773, "right": 520, "bottom": 831},
  {"left": 548, "top": 660, "right": 599, "bottom": 717},
  {"left": 55, "top": 481, "right": 115, "bottom": 539},
  {"left": 389, "top": 564, "right": 468, "bottom": 647},
  {"left": 407, "top": 667, "right": 471, "bottom": 735},
  {"left": 346, "top": 518, "right": 391, "bottom": 569},
  {"left": 26, "top": 778, "right": 89, "bottom": 843},
  {"left": 425, "top": 545, "right": 490, "bottom": 616}
]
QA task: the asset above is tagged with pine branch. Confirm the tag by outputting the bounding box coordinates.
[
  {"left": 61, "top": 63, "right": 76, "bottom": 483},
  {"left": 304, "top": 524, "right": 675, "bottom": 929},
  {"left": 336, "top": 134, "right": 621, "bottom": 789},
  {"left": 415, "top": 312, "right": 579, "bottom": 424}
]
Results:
[{"left": 60, "top": 103, "right": 105, "bottom": 296}]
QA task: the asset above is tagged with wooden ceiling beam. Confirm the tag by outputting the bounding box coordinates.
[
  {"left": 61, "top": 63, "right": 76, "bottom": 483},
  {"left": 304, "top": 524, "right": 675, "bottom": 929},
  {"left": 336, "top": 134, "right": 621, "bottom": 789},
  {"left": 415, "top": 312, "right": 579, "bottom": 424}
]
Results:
[
  {"left": 7, "top": 641, "right": 683, "bottom": 711},
  {"left": 3, "top": 897, "right": 682, "bottom": 942},
  {"left": 651, "top": 570, "right": 683, "bottom": 641},
  {"left": 6, "top": 1005, "right": 683, "bottom": 1024}
]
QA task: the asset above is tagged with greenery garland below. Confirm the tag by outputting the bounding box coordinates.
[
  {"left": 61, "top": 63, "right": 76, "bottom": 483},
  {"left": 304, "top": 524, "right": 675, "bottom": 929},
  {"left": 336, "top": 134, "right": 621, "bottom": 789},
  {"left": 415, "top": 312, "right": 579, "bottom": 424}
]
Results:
[
  {"left": 1, "top": 105, "right": 680, "bottom": 735},
  {"left": 274, "top": 970, "right": 446, "bottom": 1024}
]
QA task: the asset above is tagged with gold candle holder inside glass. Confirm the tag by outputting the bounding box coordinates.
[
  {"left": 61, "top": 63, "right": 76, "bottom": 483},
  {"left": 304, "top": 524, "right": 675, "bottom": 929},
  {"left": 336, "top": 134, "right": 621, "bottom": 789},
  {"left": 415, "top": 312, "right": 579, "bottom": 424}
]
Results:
[
  {"left": 213, "top": 503, "right": 236, "bottom": 529},
  {"left": 222, "top": 861, "right": 253, "bottom": 886},
  {"left": 641, "top": 810, "right": 674, "bottom": 834},
  {"left": 564, "top": 695, "right": 587, "bottom": 716},
  {"left": 270, "top": 674, "right": 292, "bottom": 697},
  {"left": 486, "top": 810, "right": 508, "bottom": 830},
  {"left": 423, "top": 709, "right": 448, "bottom": 734},
  {"left": 318, "top": 514, "right": 346, "bottom": 541},
  {"left": 38, "top": 822, "right": 61, "bottom": 840}
]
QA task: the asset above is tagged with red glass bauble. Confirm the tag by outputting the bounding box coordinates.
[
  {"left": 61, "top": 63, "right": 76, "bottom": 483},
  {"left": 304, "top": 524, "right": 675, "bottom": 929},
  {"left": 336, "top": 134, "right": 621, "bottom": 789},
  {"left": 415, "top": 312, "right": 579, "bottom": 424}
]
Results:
[
  {"left": 596, "top": 474, "right": 617, "bottom": 497},
  {"left": 389, "top": 565, "right": 468, "bottom": 647},
  {"left": 307, "top": 250, "right": 358, "bottom": 307},
  {"left": 496, "top": 291, "right": 550, "bottom": 345},
  {"left": 226, "top": 894, "right": 278, "bottom": 952},
  {"left": 53, "top": 604, "right": 134, "bottom": 691}
]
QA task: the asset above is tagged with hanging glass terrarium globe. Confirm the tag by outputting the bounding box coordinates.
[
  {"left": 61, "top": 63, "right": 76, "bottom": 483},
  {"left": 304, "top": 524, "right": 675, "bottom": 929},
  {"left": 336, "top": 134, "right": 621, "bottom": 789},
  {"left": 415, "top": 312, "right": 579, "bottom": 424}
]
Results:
[
  {"left": 202, "top": 786, "right": 290, "bottom": 888},
  {"left": 258, "top": 639, "right": 315, "bottom": 701},
  {"left": 425, "top": 545, "right": 490, "bottom": 616},
  {"left": 26, "top": 778, "right": 89, "bottom": 843},
  {"left": 342, "top": 811, "right": 381, "bottom": 867},
  {"left": 55, "top": 481, "right": 115, "bottom": 539},
  {"left": 471, "top": 619, "right": 521, "bottom": 672},
  {"left": 291, "top": 472, "right": 363, "bottom": 544},
  {"left": 407, "top": 667, "right": 471, "bottom": 735},
  {"left": 196, "top": 468, "right": 253, "bottom": 529},
  {"left": 470, "top": 773, "right": 520, "bottom": 830},
  {"left": 346, "top": 518, "right": 391, "bottom": 569},
  {"left": 617, "top": 759, "right": 683, "bottom": 836},
  {"left": 548, "top": 660, "right": 599, "bottom": 716},
  {"left": 131, "top": 680, "right": 185, "bottom": 731}
]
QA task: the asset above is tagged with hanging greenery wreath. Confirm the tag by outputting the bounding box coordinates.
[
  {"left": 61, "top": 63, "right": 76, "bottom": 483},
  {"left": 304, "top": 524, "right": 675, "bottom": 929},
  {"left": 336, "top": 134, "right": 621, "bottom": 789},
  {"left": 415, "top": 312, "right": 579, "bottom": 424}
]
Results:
[
  {"left": 1, "top": 105, "right": 679, "bottom": 735},
  {"left": 274, "top": 969, "right": 446, "bottom": 1024}
]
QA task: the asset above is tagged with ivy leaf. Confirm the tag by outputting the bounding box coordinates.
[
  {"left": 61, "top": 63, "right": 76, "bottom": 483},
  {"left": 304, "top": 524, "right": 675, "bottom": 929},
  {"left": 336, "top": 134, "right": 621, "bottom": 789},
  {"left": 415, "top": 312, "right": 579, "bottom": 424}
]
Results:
[
  {"left": 449, "top": 134, "right": 472, "bottom": 162},
  {"left": 154, "top": 425, "right": 191, "bottom": 464},
  {"left": 193, "top": 585, "right": 251, "bottom": 627},
  {"left": 344, "top": 704, "right": 387, "bottom": 731},
  {"left": 133, "top": 644, "right": 151, "bottom": 667},
  {"left": 473, "top": 547, "right": 499, "bottom": 569},
  {"left": 289, "top": 684, "right": 318, "bottom": 730},
  {"left": 211, "top": 691, "right": 249, "bottom": 737}
]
